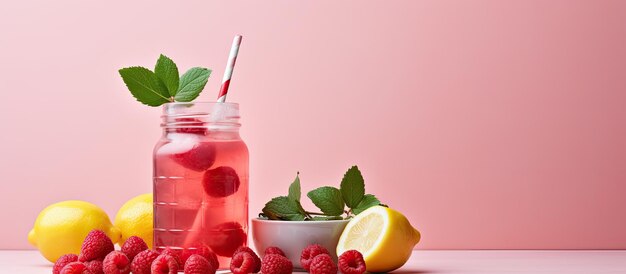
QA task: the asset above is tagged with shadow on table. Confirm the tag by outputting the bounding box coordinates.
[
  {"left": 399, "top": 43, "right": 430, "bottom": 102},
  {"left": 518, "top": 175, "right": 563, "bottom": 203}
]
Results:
[{"left": 391, "top": 269, "right": 440, "bottom": 274}]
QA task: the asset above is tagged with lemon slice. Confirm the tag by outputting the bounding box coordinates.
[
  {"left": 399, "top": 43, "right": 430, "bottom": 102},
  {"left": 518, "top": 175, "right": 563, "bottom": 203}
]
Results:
[{"left": 337, "top": 206, "right": 420, "bottom": 272}]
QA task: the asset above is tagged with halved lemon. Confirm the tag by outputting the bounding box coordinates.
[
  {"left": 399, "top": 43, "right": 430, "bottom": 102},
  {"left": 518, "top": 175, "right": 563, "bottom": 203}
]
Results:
[{"left": 336, "top": 206, "right": 420, "bottom": 272}]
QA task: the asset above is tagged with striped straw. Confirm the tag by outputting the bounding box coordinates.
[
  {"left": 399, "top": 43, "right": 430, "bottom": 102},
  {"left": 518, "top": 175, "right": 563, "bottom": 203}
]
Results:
[{"left": 217, "top": 35, "right": 242, "bottom": 103}]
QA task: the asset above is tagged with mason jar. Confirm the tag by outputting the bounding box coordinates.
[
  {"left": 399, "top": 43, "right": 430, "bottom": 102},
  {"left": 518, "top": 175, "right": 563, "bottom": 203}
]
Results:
[{"left": 153, "top": 102, "right": 249, "bottom": 268}]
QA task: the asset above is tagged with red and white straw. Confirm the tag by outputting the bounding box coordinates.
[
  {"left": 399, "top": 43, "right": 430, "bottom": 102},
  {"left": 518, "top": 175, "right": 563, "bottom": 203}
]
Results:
[
  {"left": 217, "top": 35, "right": 242, "bottom": 103},
  {"left": 184, "top": 35, "right": 243, "bottom": 247}
]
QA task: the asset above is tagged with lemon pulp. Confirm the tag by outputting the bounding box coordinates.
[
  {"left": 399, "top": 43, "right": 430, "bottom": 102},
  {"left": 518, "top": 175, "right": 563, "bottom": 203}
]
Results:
[
  {"left": 337, "top": 206, "right": 420, "bottom": 272},
  {"left": 342, "top": 211, "right": 386, "bottom": 255}
]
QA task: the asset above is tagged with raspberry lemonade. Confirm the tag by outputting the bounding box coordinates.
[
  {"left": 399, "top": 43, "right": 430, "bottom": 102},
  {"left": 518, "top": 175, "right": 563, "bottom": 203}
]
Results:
[{"left": 153, "top": 102, "right": 249, "bottom": 268}]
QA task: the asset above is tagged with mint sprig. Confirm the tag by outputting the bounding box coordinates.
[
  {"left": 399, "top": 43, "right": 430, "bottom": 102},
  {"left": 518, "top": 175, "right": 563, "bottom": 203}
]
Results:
[
  {"left": 307, "top": 186, "right": 345, "bottom": 216},
  {"left": 261, "top": 196, "right": 306, "bottom": 221},
  {"left": 119, "top": 54, "right": 211, "bottom": 106},
  {"left": 340, "top": 166, "right": 365, "bottom": 208},
  {"left": 118, "top": 67, "right": 171, "bottom": 106},
  {"left": 288, "top": 173, "right": 301, "bottom": 202},
  {"left": 154, "top": 54, "right": 180, "bottom": 96},
  {"left": 353, "top": 194, "right": 381, "bottom": 215},
  {"left": 176, "top": 67, "right": 211, "bottom": 102},
  {"left": 260, "top": 165, "right": 383, "bottom": 221}
]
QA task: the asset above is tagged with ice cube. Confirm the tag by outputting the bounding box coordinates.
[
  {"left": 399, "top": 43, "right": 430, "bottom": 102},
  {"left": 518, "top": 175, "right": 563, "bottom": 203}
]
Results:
[
  {"left": 157, "top": 133, "right": 200, "bottom": 155},
  {"left": 208, "top": 103, "right": 238, "bottom": 130}
]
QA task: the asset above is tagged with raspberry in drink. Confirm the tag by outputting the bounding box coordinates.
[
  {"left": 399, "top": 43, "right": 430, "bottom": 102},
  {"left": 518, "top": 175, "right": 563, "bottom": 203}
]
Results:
[{"left": 153, "top": 102, "right": 249, "bottom": 269}]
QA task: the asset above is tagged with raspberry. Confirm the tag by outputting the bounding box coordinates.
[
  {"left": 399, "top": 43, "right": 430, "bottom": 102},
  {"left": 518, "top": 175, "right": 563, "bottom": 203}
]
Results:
[
  {"left": 54, "top": 254, "right": 79, "bottom": 274},
  {"left": 171, "top": 142, "right": 216, "bottom": 171},
  {"left": 184, "top": 254, "right": 216, "bottom": 274},
  {"left": 102, "top": 251, "right": 130, "bottom": 274},
  {"left": 207, "top": 221, "right": 247, "bottom": 257},
  {"left": 181, "top": 244, "right": 219, "bottom": 269},
  {"left": 264, "top": 247, "right": 285, "bottom": 257},
  {"left": 230, "top": 251, "right": 257, "bottom": 274},
  {"left": 309, "top": 254, "right": 337, "bottom": 274},
  {"left": 151, "top": 254, "right": 179, "bottom": 274},
  {"left": 338, "top": 250, "right": 366, "bottom": 274},
  {"left": 160, "top": 247, "right": 183, "bottom": 266},
  {"left": 60, "top": 262, "right": 92, "bottom": 274},
  {"left": 261, "top": 254, "right": 293, "bottom": 274},
  {"left": 175, "top": 118, "right": 208, "bottom": 135},
  {"left": 84, "top": 260, "right": 104, "bottom": 274},
  {"left": 203, "top": 166, "right": 241, "bottom": 197},
  {"left": 300, "top": 244, "right": 330, "bottom": 271},
  {"left": 120, "top": 236, "right": 148, "bottom": 262},
  {"left": 130, "top": 250, "right": 160, "bottom": 274},
  {"left": 78, "top": 230, "right": 115, "bottom": 262},
  {"left": 233, "top": 246, "right": 261, "bottom": 272}
]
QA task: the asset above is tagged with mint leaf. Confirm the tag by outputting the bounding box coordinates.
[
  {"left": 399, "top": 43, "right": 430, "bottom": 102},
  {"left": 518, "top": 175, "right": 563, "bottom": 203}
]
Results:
[
  {"left": 295, "top": 200, "right": 308, "bottom": 218},
  {"left": 307, "top": 186, "right": 345, "bottom": 216},
  {"left": 118, "top": 67, "right": 171, "bottom": 106},
  {"left": 154, "top": 54, "right": 180, "bottom": 96},
  {"left": 340, "top": 166, "right": 365, "bottom": 208},
  {"left": 288, "top": 173, "right": 301, "bottom": 202},
  {"left": 352, "top": 194, "right": 381, "bottom": 215},
  {"left": 311, "top": 216, "right": 344, "bottom": 221},
  {"left": 175, "top": 67, "right": 211, "bottom": 102},
  {"left": 262, "top": 196, "right": 306, "bottom": 221}
]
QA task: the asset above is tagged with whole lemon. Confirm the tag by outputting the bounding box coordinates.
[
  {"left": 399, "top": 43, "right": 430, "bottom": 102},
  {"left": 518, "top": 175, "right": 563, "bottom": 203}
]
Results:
[
  {"left": 28, "top": 200, "right": 121, "bottom": 263},
  {"left": 337, "top": 206, "right": 420, "bottom": 272},
  {"left": 114, "top": 193, "right": 153, "bottom": 248}
]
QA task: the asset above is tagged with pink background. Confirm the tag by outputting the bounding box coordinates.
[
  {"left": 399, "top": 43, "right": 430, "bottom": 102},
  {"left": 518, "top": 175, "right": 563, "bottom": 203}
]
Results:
[{"left": 1, "top": 1, "right": 625, "bottom": 250}]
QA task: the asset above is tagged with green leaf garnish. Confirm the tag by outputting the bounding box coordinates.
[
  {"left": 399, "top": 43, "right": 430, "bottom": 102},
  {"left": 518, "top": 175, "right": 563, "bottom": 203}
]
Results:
[
  {"left": 340, "top": 165, "right": 365, "bottom": 208},
  {"left": 175, "top": 67, "right": 211, "bottom": 102},
  {"left": 154, "top": 54, "right": 180, "bottom": 96},
  {"left": 262, "top": 196, "right": 306, "bottom": 221},
  {"left": 310, "top": 216, "right": 344, "bottom": 221},
  {"left": 119, "top": 55, "right": 211, "bottom": 106},
  {"left": 352, "top": 194, "right": 381, "bottom": 215},
  {"left": 118, "top": 67, "right": 171, "bottom": 106},
  {"left": 307, "top": 186, "right": 345, "bottom": 216},
  {"left": 260, "top": 165, "right": 383, "bottom": 221},
  {"left": 288, "top": 173, "right": 301, "bottom": 202}
]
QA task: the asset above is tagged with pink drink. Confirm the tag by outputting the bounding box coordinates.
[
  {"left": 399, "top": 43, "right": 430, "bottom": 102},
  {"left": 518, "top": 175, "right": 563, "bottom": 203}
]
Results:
[{"left": 153, "top": 103, "right": 248, "bottom": 269}]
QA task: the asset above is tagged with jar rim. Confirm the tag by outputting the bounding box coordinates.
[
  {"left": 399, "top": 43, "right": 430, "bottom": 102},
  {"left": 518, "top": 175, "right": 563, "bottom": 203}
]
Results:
[
  {"left": 161, "top": 101, "right": 241, "bottom": 129},
  {"left": 163, "top": 102, "right": 239, "bottom": 107}
]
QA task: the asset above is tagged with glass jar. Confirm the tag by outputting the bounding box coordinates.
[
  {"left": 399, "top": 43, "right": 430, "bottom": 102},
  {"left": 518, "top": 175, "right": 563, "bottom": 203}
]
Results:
[{"left": 153, "top": 102, "right": 249, "bottom": 268}]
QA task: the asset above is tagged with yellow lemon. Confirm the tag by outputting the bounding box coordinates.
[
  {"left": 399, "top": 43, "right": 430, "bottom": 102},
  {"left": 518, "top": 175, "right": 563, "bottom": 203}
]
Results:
[
  {"left": 114, "top": 193, "right": 153, "bottom": 248},
  {"left": 28, "top": 200, "right": 120, "bottom": 263},
  {"left": 337, "top": 206, "right": 420, "bottom": 272}
]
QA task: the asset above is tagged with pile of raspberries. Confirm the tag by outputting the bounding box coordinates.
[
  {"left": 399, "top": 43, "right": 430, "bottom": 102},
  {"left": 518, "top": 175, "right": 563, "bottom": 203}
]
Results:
[
  {"left": 231, "top": 244, "right": 366, "bottom": 274},
  {"left": 53, "top": 230, "right": 366, "bottom": 274}
]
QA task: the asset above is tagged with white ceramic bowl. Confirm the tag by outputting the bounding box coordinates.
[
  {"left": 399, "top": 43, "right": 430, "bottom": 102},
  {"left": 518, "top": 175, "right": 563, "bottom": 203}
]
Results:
[{"left": 251, "top": 218, "right": 349, "bottom": 269}]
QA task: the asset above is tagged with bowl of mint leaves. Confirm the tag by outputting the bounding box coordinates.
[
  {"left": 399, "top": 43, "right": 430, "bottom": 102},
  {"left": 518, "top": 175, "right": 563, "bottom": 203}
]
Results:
[{"left": 252, "top": 165, "right": 383, "bottom": 268}]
